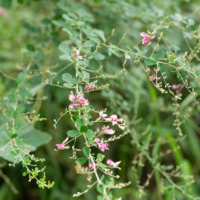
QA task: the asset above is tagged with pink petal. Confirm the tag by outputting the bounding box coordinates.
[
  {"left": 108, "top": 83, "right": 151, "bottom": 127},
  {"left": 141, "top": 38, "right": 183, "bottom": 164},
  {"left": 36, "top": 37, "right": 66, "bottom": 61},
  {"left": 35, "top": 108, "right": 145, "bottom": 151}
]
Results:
[
  {"left": 140, "top": 32, "right": 148, "bottom": 37},
  {"left": 142, "top": 38, "right": 149, "bottom": 44}
]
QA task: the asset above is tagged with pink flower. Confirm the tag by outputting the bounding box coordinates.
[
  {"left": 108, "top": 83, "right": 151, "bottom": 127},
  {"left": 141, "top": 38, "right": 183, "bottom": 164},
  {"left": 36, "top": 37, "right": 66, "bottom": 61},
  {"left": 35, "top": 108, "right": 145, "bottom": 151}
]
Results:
[
  {"left": 118, "top": 125, "right": 126, "bottom": 130},
  {"left": 102, "top": 128, "right": 115, "bottom": 135},
  {"left": 149, "top": 76, "right": 155, "bottom": 81},
  {"left": 109, "top": 115, "right": 118, "bottom": 125},
  {"left": 99, "top": 111, "right": 107, "bottom": 119},
  {"left": 85, "top": 84, "right": 92, "bottom": 90},
  {"left": 140, "top": 32, "right": 149, "bottom": 38},
  {"left": 172, "top": 84, "right": 181, "bottom": 89},
  {"left": 107, "top": 159, "right": 121, "bottom": 167},
  {"left": 95, "top": 138, "right": 100, "bottom": 144},
  {"left": 110, "top": 115, "right": 118, "bottom": 121},
  {"left": 140, "top": 32, "right": 149, "bottom": 44},
  {"left": 0, "top": 8, "right": 7, "bottom": 16},
  {"left": 96, "top": 138, "right": 109, "bottom": 152},
  {"left": 56, "top": 137, "right": 70, "bottom": 150},
  {"left": 76, "top": 50, "right": 83, "bottom": 60},
  {"left": 69, "top": 92, "right": 89, "bottom": 105},
  {"left": 142, "top": 37, "right": 149, "bottom": 44},
  {"left": 98, "top": 142, "right": 109, "bottom": 152},
  {"left": 140, "top": 31, "right": 154, "bottom": 46},
  {"left": 89, "top": 162, "right": 94, "bottom": 169},
  {"left": 69, "top": 92, "right": 76, "bottom": 102},
  {"left": 79, "top": 96, "right": 89, "bottom": 105},
  {"left": 69, "top": 104, "right": 79, "bottom": 108}
]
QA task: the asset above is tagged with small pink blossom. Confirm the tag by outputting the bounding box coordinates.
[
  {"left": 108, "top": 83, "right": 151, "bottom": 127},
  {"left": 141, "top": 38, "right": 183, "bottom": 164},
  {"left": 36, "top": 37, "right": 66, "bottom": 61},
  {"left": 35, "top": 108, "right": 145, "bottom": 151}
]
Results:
[
  {"left": 140, "top": 32, "right": 149, "bottom": 44},
  {"left": 118, "top": 125, "right": 126, "bottom": 130},
  {"left": 149, "top": 76, "right": 155, "bottom": 81},
  {"left": 96, "top": 138, "right": 109, "bottom": 152},
  {"left": 140, "top": 31, "right": 154, "bottom": 46},
  {"left": 107, "top": 159, "right": 121, "bottom": 167},
  {"left": 104, "top": 118, "right": 111, "bottom": 122},
  {"left": 69, "top": 92, "right": 89, "bottom": 105},
  {"left": 102, "top": 128, "right": 115, "bottom": 135},
  {"left": 110, "top": 115, "right": 118, "bottom": 121},
  {"left": 56, "top": 137, "right": 70, "bottom": 150},
  {"left": 140, "top": 32, "right": 149, "bottom": 38},
  {"left": 85, "top": 84, "right": 92, "bottom": 90},
  {"left": 79, "top": 96, "right": 89, "bottom": 105},
  {"left": 69, "top": 92, "right": 76, "bottom": 102},
  {"left": 99, "top": 111, "right": 107, "bottom": 119},
  {"left": 109, "top": 115, "right": 118, "bottom": 125},
  {"left": 89, "top": 162, "right": 94, "bottom": 169},
  {"left": 95, "top": 138, "right": 100, "bottom": 144},
  {"left": 69, "top": 104, "right": 79, "bottom": 108},
  {"left": 76, "top": 50, "right": 83, "bottom": 60},
  {"left": 142, "top": 37, "right": 149, "bottom": 44},
  {"left": 98, "top": 142, "right": 109, "bottom": 152},
  {"left": 0, "top": 8, "right": 7, "bottom": 16},
  {"left": 172, "top": 84, "right": 181, "bottom": 89}
]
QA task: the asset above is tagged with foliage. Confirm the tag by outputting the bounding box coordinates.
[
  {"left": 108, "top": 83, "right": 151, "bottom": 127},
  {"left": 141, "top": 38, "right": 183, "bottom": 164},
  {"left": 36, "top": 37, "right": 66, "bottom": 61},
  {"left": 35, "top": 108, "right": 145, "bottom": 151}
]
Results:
[{"left": 0, "top": 0, "right": 200, "bottom": 199}]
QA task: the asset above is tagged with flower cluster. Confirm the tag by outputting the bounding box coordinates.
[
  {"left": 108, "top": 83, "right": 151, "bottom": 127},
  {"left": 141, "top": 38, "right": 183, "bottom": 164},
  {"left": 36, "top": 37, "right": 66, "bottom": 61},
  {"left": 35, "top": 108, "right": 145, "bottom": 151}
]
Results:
[
  {"left": 75, "top": 50, "right": 83, "bottom": 60},
  {"left": 84, "top": 83, "right": 96, "bottom": 90},
  {"left": 99, "top": 111, "right": 126, "bottom": 130},
  {"left": 101, "top": 127, "right": 115, "bottom": 135},
  {"left": 95, "top": 138, "right": 109, "bottom": 152},
  {"left": 140, "top": 31, "right": 155, "bottom": 46},
  {"left": 56, "top": 137, "right": 70, "bottom": 150},
  {"left": 149, "top": 75, "right": 155, "bottom": 81},
  {"left": 107, "top": 159, "right": 121, "bottom": 167},
  {"left": 69, "top": 92, "right": 89, "bottom": 108},
  {"left": 172, "top": 84, "right": 181, "bottom": 89},
  {"left": 89, "top": 162, "right": 94, "bottom": 169},
  {"left": 89, "top": 159, "right": 121, "bottom": 169}
]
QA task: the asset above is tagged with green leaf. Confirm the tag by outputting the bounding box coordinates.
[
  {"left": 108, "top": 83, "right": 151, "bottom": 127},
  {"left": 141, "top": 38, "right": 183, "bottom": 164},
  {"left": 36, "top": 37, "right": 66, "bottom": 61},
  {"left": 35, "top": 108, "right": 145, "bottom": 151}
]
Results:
[
  {"left": 23, "top": 172, "right": 27, "bottom": 176},
  {"left": 76, "top": 119, "right": 84, "bottom": 130},
  {"left": 97, "top": 153, "right": 105, "bottom": 163},
  {"left": 63, "top": 83, "right": 72, "bottom": 88},
  {"left": 77, "top": 9, "right": 94, "bottom": 22},
  {"left": 94, "top": 52, "right": 105, "bottom": 61},
  {"left": 59, "top": 43, "right": 70, "bottom": 53},
  {"left": 171, "top": 68, "right": 177, "bottom": 72},
  {"left": 77, "top": 158, "right": 87, "bottom": 166},
  {"left": 82, "top": 71, "right": 90, "bottom": 79},
  {"left": 83, "top": 146, "right": 90, "bottom": 158},
  {"left": 62, "top": 73, "right": 73, "bottom": 83},
  {"left": 145, "top": 58, "right": 156, "bottom": 66},
  {"left": 152, "top": 54, "right": 159, "bottom": 63},
  {"left": 0, "top": 125, "right": 52, "bottom": 162},
  {"left": 10, "top": 151, "right": 17, "bottom": 157},
  {"left": 21, "top": 126, "right": 52, "bottom": 148},
  {"left": 145, "top": 54, "right": 158, "bottom": 66},
  {"left": 108, "top": 44, "right": 124, "bottom": 57},
  {"left": 87, "top": 129, "right": 95, "bottom": 141},
  {"left": 67, "top": 130, "right": 79, "bottom": 137},
  {"left": 59, "top": 54, "right": 73, "bottom": 62},
  {"left": 11, "top": 134, "right": 17, "bottom": 139},
  {"left": 97, "top": 184, "right": 104, "bottom": 194},
  {"left": 83, "top": 41, "right": 96, "bottom": 47},
  {"left": 93, "top": 29, "right": 106, "bottom": 42},
  {"left": 80, "top": 126, "right": 88, "bottom": 133},
  {"left": 169, "top": 56, "right": 174, "bottom": 63},
  {"left": 97, "top": 195, "right": 103, "bottom": 200}
]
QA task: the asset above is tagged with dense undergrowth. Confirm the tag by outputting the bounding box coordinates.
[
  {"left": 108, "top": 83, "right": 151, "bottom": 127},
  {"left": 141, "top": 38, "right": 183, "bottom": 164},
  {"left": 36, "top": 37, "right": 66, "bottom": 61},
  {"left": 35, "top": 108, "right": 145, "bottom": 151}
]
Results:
[{"left": 0, "top": 0, "right": 200, "bottom": 199}]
